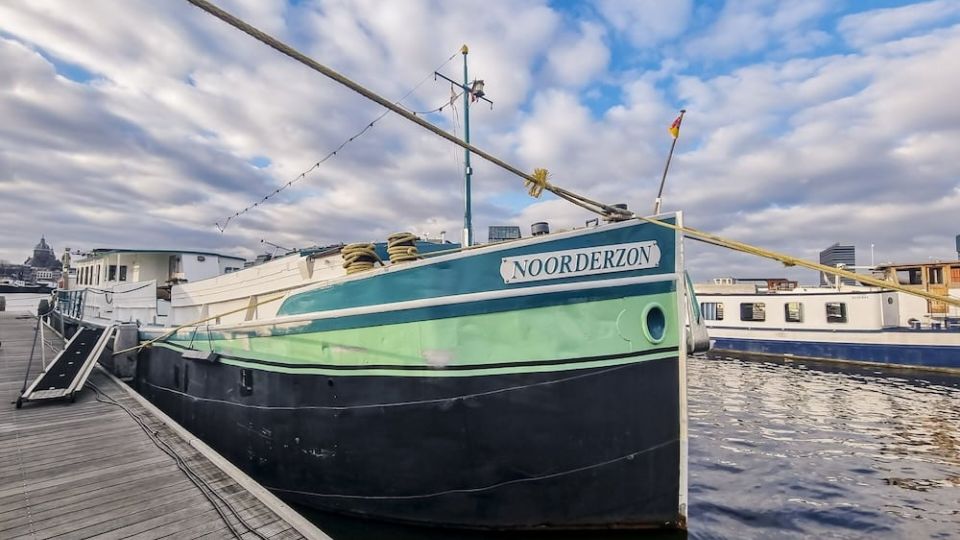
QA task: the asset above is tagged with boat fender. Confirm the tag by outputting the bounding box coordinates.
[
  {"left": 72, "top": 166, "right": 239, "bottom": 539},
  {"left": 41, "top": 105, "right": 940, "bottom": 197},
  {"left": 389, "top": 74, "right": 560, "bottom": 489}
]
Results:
[{"left": 112, "top": 323, "right": 140, "bottom": 380}]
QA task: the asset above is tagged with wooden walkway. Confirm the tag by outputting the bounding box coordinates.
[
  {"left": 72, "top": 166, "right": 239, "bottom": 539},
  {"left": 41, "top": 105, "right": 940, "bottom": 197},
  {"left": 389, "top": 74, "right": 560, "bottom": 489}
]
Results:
[{"left": 0, "top": 312, "right": 330, "bottom": 540}]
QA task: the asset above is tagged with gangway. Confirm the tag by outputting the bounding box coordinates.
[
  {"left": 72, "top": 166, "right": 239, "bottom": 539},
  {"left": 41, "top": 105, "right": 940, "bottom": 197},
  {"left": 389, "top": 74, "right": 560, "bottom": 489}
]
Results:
[{"left": 17, "top": 325, "right": 115, "bottom": 408}]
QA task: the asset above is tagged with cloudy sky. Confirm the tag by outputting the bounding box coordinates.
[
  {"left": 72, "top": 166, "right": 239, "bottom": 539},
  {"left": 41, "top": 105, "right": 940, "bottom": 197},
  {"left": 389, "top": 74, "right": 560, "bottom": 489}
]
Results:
[{"left": 1, "top": 0, "right": 958, "bottom": 282}]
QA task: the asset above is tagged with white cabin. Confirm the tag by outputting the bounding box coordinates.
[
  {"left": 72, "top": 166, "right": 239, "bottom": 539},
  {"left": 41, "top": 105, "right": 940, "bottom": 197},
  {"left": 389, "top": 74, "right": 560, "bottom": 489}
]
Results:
[{"left": 64, "top": 249, "right": 246, "bottom": 326}]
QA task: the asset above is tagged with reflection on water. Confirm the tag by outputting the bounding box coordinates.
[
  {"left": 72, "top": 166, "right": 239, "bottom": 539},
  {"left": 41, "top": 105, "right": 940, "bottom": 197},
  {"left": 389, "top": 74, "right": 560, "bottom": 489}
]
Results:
[
  {"left": 305, "top": 354, "right": 960, "bottom": 539},
  {"left": 689, "top": 355, "right": 960, "bottom": 539}
]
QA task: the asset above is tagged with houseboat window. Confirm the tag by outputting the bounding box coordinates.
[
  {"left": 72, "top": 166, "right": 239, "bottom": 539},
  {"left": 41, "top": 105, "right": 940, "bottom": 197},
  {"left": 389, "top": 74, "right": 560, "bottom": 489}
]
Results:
[
  {"left": 826, "top": 302, "right": 847, "bottom": 323},
  {"left": 740, "top": 302, "right": 766, "bottom": 322},
  {"left": 700, "top": 302, "right": 724, "bottom": 321},
  {"left": 108, "top": 265, "right": 117, "bottom": 281},
  {"left": 119, "top": 265, "right": 128, "bottom": 281},
  {"left": 896, "top": 268, "right": 923, "bottom": 285},
  {"left": 784, "top": 302, "right": 803, "bottom": 323},
  {"left": 929, "top": 267, "right": 943, "bottom": 285},
  {"left": 95, "top": 264, "right": 101, "bottom": 285}
]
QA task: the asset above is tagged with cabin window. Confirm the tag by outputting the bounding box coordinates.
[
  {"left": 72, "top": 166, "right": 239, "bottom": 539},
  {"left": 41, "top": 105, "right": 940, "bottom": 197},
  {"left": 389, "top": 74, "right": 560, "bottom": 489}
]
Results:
[
  {"left": 929, "top": 267, "right": 944, "bottom": 285},
  {"left": 740, "top": 302, "right": 766, "bottom": 322},
  {"left": 95, "top": 264, "right": 101, "bottom": 285},
  {"left": 108, "top": 265, "right": 117, "bottom": 281},
  {"left": 784, "top": 302, "right": 803, "bottom": 323},
  {"left": 896, "top": 268, "right": 923, "bottom": 285},
  {"left": 119, "top": 265, "right": 128, "bottom": 282},
  {"left": 701, "top": 302, "right": 724, "bottom": 320},
  {"left": 826, "top": 302, "right": 847, "bottom": 323},
  {"left": 240, "top": 369, "right": 253, "bottom": 396}
]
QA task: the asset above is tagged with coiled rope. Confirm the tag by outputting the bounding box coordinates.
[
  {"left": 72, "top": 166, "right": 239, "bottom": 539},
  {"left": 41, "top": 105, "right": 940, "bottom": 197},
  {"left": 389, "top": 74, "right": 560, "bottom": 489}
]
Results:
[
  {"left": 342, "top": 243, "right": 382, "bottom": 274},
  {"left": 387, "top": 232, "right": 420, "bottom": 263}
]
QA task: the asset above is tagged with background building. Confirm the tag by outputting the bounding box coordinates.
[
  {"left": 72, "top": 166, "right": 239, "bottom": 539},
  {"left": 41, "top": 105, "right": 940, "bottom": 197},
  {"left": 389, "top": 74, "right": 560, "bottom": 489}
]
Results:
[
  {"left": 820, "top": 243, "right": 856, "bottom": 285},
  {"left": 487, "top": 225, "right": 521, "bottom": 243}
]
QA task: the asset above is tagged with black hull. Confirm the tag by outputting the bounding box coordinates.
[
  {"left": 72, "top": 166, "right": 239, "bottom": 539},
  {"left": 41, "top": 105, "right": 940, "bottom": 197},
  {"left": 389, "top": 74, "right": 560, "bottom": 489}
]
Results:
[{"left": 135, "top": 348, "right": 684, "bottom": 530}]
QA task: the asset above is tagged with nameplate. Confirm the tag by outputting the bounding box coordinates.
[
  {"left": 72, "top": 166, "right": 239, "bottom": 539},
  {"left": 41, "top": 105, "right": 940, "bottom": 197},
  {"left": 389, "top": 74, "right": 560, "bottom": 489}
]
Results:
[{"left": 500, "top": 241, "right": 660, "bottom": 284}]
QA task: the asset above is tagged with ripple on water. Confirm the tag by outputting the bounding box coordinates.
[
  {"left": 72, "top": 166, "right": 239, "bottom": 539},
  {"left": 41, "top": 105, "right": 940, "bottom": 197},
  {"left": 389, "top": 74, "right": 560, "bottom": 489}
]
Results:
[{"left": 687, "top": 355, "right": 960, "bottom": 539}]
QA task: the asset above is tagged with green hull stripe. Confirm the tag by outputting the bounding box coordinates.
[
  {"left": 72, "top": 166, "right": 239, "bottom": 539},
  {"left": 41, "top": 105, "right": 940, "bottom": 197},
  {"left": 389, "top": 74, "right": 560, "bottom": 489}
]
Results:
[
  {"left": 169, "top": 281, "right": 675, "bottom": 341},
  {"left": 160, "top": 292, "right": 680, "bottom": 377}
]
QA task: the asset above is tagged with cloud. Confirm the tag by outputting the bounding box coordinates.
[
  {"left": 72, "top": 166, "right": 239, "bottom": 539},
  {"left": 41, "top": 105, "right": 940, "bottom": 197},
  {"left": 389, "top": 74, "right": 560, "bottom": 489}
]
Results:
[
  {"left": 685, "top": 0, "right": 833, "bottom": 60},
  {"left": 838, "top": 0, "right": 960, "bottom": 49},
  {"left": 596, "top": 0, "right": 693, "bottom": 48},
  {"left": 0, "top": 0, "right": 958, "bottom": 287},
  {"left": 544, "top": 21, "right": 610, "bottom": 87}
]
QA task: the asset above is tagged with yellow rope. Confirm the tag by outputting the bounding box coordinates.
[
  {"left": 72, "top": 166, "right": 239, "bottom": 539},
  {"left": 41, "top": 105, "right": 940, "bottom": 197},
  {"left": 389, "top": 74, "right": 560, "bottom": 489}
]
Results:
[
  {"left": 637, "top": 216, "right": 960, "bottom": 308},
  {"left": 387, "top": 232, "right": 420, "bottom": 263},
  {"left": 342, "top": 243, "right": 382, "bottom": 274},
  {"left": 526, "top": 168, "right": 551, "bottom": 198}
]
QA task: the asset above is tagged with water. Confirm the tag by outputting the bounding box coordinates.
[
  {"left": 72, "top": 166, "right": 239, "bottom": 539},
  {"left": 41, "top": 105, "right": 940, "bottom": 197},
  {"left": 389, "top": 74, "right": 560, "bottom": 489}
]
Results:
[
  {"left": 302, "top": 355, "right": 960, "bottom": 539},
  {"left": 0, "top": 293, "right": 48, "bottom": 315}
]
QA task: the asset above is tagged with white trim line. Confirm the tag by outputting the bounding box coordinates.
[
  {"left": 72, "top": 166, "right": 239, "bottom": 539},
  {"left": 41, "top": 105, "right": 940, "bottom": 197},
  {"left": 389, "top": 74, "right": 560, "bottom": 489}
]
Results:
[
  {"left": 96, "top": 365, "right": 332, "bottom": 540},
  {"left": 273, "top": 216, "right": 678, "bottom": 300},
  {"left": 157, "top": 273, "right": 677, "bottom": 336}
]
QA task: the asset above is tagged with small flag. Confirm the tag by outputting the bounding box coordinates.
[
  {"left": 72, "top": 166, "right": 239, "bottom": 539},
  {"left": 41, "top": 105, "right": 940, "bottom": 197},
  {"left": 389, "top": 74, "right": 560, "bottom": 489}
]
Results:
[{"left": 668, "top": 114, "right": 683, "bottom": 139}]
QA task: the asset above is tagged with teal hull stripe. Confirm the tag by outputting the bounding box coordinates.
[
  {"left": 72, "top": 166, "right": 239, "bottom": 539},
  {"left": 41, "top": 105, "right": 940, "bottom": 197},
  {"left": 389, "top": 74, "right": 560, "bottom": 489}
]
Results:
[
  {"left": 173, "top": 280, "right": 675, "bottom": 341},
  {"left": 279, "top": 218, "right": 677, "bottom": 316},
  {"left": 155, "top": 340, "right": 675, "bottom": 372}
]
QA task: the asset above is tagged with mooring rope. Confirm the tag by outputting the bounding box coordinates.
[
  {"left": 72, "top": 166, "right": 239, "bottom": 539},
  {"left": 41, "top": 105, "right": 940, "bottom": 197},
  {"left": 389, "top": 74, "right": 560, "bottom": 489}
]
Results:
[
  {"left": 341, "top": 243, "right": 382, "bottom": 274},
  {"left": 636, "top": 216, "right": 960, "bottom": 308},
  {"left": 386, "top": 232, "right": 420, "bottom": 263}
]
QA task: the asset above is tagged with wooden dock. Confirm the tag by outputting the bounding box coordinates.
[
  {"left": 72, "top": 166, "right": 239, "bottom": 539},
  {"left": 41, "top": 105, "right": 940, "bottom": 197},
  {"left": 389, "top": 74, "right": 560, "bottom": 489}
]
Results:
[{"left": 0, "top": 312, "right": 331, "bottom": 540}]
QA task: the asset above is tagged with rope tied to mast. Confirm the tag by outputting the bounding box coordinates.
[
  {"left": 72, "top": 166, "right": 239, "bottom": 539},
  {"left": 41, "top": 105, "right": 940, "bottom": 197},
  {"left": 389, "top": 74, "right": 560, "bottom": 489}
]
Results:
[{"left": 525, "top": 168, "right": 551, "bottom": 198}]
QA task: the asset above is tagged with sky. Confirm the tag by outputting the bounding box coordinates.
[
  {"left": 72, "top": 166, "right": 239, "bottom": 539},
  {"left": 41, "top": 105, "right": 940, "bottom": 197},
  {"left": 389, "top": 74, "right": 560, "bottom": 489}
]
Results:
[{"left": 1, "top": 0, "right": 959, "bottom": 283}]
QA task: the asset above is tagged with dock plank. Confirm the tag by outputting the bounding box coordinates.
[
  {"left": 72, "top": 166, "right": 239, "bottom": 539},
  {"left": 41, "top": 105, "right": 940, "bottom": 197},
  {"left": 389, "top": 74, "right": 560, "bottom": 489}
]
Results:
[{"left": 0, "top": 312, "right": 328, "bottom": 540}]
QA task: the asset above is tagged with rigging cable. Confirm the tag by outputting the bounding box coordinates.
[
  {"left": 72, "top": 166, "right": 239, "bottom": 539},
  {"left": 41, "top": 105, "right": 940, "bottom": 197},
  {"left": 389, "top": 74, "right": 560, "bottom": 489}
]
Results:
[
  {"left": 214, "top": 50, "right": 461, "bottom": 232},
  {"left": 185, "top": 0, "right": 632, "bottom": 222}
]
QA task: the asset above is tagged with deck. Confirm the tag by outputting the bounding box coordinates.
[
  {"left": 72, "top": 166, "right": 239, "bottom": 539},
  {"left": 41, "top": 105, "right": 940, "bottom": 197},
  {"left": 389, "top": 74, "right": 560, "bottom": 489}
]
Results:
[{"left": 0, "top": 311, "right": 330, "bottom": 540}]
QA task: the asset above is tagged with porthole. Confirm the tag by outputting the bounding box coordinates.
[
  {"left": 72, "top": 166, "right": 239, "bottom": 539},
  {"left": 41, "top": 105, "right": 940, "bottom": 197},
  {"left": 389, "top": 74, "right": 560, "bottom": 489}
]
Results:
[{"left": 642, "top": 303, "right": 667, "bottom": 343}]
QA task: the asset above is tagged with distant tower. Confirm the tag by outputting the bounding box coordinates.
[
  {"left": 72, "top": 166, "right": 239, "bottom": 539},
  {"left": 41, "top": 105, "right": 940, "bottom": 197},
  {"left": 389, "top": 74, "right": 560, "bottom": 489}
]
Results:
[
  {"left": 25, "top": 236, "right": 59, "bottom": 269},
  {"left": 819, "top": 243, "right": 856, "bottom": 285}
]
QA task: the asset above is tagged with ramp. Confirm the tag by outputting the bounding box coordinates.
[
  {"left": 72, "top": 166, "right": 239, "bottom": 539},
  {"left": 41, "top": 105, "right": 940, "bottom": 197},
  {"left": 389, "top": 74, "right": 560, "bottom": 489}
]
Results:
[{"left": 18, "top": 325, "right": 115, "bottom": 406}]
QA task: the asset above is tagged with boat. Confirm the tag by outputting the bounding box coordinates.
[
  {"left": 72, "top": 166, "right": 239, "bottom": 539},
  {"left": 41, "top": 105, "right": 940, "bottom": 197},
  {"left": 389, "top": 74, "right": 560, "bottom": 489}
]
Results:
[
  {"left": 694, "top": 263, "right": 960, "bottom": 372},
  {"left": 52, "top": 216, "right": 705, "bottom": 530},
  {"left": 0, "top": 278, "right": 53, "bottom": 294}
]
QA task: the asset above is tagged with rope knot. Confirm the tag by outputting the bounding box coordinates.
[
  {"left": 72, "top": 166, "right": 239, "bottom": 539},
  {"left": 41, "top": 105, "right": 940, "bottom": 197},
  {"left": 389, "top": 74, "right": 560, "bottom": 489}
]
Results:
[{"left": 526, "top": 168, "right": 550, "bottom": 198}]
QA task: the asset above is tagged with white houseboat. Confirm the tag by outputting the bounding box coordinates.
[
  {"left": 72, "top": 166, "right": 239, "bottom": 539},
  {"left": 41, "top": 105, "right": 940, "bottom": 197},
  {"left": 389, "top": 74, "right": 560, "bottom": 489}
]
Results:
[{"left": 695, "top": 263, "right": 960, "bottom": 373}]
